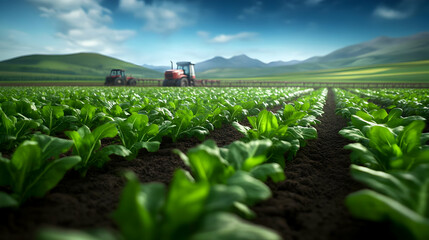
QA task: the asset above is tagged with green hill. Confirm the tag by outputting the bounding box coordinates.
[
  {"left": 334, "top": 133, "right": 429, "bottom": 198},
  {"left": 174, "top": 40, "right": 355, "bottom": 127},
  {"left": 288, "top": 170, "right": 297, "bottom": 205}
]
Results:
[
  {"left": 0, "top": 52, "right": 162, "bottom": 81},
  {"left": 199, "top": 32, "right": 429, "bottom": 79}
]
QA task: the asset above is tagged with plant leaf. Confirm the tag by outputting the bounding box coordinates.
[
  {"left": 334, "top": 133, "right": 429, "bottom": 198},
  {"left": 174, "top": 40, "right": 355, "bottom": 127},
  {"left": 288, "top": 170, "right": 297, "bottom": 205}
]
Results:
[
  {"left": 32, "top": 134, "right": 74, "bottom": 161},
  {"left": 164, "top": 169, "right": 210, "bottom": 236},
  {"left": 250, "top": 163, "right": 286, "bottom": 182},
  {"left": 346, "top": 190, "right": 429, "bottom": 240},
  {"left": 397, "top": 120, "right": 425, "bottom": 155},
  {"left": 227, "top": 171, "right": 271, "bottom": 205},
  {"left": 113, "top": 171, "right": 165, "bottom": 240},
  {"left": 204, "top": 185, "right": 246, "bottom": 212},
  {"left": 24, "top": 156, "right": 81, "bottom": 200}
]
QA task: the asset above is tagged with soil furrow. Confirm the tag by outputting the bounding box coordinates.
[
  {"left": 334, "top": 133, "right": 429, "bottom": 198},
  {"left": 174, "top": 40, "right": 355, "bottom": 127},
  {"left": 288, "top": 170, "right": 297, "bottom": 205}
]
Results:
[{"left": 251, "top": 88, "right": 391, "bottom": 240}]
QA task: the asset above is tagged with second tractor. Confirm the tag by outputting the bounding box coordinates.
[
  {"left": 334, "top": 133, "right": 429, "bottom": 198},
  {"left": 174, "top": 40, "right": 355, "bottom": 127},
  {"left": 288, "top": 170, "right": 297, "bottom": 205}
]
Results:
[{"left": 104, "top": 69, "right": 137, "bottom": 86}]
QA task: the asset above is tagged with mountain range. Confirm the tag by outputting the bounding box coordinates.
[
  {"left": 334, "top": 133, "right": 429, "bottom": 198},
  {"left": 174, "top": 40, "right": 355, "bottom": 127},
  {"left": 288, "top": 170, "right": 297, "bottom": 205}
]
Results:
[
  {"left": 192, "top": 55, "right": 300, "bottom": 72},
  {"left": 1, "top": 31, "right": 428, "bottom": 80},
  {"left": 196, "top": 31, "right": 429, "bottom": 78},
  {"left": 302, "top": 32, "right": 429, "bottom": 66}
]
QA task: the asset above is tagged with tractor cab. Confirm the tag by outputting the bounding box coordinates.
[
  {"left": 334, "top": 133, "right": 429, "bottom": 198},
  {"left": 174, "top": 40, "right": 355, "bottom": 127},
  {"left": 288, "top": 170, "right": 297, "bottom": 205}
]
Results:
[
  {"left": 109, "top": 69, "right": 125, "bottom": 78},
  {"left": 176, "top": 62, "right": 196, "bottom": 79}
]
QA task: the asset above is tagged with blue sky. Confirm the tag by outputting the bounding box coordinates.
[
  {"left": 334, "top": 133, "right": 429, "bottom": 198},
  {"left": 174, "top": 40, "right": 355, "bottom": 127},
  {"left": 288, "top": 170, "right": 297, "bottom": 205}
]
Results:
[{"left": 1, "top": 0, "right": 428, "bottom": 65}]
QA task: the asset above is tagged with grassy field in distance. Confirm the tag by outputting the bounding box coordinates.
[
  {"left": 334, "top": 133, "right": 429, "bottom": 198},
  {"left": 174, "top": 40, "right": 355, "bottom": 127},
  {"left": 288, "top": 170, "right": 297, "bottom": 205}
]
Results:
[{"left": 213, "top": 60, "right": 429, "bottom": 83}]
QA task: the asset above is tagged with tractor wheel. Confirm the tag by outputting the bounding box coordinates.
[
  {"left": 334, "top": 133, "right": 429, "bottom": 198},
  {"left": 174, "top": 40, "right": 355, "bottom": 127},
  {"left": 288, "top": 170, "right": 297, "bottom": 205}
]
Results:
[
  {"left": 163, "top": 79, "right": 173, "bottom": 86},
  {"left": 114, "top": 78, "right": 124, "bottom": 85},
  {"left": 177, "top": 78, "right": 188, "bottom": 87},
  {"left": 128, "top": 78, "right": 137, "bottom": 86}
]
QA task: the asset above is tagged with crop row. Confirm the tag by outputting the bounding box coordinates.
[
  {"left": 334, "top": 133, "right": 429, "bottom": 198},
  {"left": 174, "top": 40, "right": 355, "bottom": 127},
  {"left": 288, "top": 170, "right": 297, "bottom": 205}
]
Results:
[
  {"left": 351, "top": 88, "right": 429, "bottom": 120},
  {"left": 334, "top": 88, "right": 429, "bottom": 240},
  {"left": 0, "top": 87, "right": 312, "bottom": 153},
  {"left": 31, "top": 88, "right": 327, "bottom": 239}
]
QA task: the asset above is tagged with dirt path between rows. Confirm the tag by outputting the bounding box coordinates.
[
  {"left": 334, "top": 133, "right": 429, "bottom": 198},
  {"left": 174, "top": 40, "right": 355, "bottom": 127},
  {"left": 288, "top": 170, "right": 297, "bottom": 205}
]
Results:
[{"left": 251, "top": 88, "right": 391, "bottom": 240}]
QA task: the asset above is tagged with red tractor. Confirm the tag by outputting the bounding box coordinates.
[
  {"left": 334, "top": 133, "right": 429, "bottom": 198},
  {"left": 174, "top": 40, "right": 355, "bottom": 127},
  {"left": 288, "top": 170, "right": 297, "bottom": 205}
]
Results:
[
  {"left": 163, "top": 61, "right": 196, "bottom": 87},
  {"left": 105, "top": 69, "right": 137, "bottom": 86}
]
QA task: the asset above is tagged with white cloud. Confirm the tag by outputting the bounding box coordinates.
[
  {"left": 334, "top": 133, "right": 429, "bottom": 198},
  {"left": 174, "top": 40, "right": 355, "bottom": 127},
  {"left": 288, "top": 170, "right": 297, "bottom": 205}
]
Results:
[
  {"left": 30, "top": 0, "right": 135, "bottom": 56},
  {"left": 210, "top": 32, "right": 258, "bottom": 43},
  {"left": 373, "top": 0, "right": 421, "bottom": 20},
  {"left": 238, "top": 1, "right": 262, "bottom": 20},
  {"left": 373, "top": 6, "right": 410, "bottom": 19},
  {"left": 119, "top": 0, "right": 194, "bottom": 33},
  {"left": 197, "top": 31, "right": 258, "bottom": 43}
]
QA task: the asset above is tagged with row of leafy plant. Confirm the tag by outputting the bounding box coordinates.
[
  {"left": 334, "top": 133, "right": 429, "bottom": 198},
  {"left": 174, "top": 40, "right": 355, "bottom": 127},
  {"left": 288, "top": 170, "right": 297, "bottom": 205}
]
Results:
[
  {"left": 233, "top": 88, "right": 327, "bottom": 165},
  {"left": 351, "top": 88, "right": 429, "bottom": 120},
  {"left": 334, "top": 88, "right": 429, "bottom": 240},
  {"left": 0, "top": 87, "right": 312, "bottom": 153},
  {"left": 0, "top": 87, "right": 314, "bottom": 208},
  {"left": 37, "top": 88, "right": 328, "bottom": 240}
]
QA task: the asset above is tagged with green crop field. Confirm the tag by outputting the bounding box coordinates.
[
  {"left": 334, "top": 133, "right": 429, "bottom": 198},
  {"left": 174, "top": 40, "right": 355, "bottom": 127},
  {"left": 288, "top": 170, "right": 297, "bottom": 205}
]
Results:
[
  {"left": 2, "top": 1, "right": 429, "bottom": 239},
  {"left": 1, "top": 86, "right": 428, "bottom": 240}
]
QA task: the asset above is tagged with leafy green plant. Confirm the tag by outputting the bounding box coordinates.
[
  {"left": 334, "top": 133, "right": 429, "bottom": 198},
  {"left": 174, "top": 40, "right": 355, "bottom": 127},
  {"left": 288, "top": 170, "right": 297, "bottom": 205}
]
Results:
[
  {"left": 352, "top": 88, "right": 429, "bottom": 120},
  {"left": 170, "top": 109, "right": 209, "bottom": 142},
  {"left": 38, "top": 170, "right": 281, "bottom": 240},
  {"left": 344, "top": 121, "right": 429, "bottom": 171},
  {"left": 66, "top": 123, "right": 130, "bottom": 176},
  {"left": 233, "top": 109, "right": 317, "bottom": 161},
  {"left": 0, "top": 107, "right": 40, "bottom": 151},
  {"left": 175, "top": 140, "right": 284, "bottom": 208},
  {"left": 40, "top": 105, "right": 78, "bottom": 135},
  {"left": 112, "top": 170, "right": 281, "bottom": 240},
  {"left": 234, "top": 109, "right": 288, "bottom": 140},
  {"left": 0, "top": 135, "right": 80, "bottom": 207},
  {"left": 334, "top": 88, "right": 379, "bottom": 118},
  {"left": 116, "top": 113, "right": 161, "bottom": 160},
  {"left": 346, "top": 164, "right": 429, "bottom": 240},
  {"left": 349, "top": 109, "right": 425, "bottom": 130},
  {"left": 281, "top": 104, "right": 308, "bottom": 126},
  {"left": 72, "top": 104, "right": 113, "bottom": 129}
]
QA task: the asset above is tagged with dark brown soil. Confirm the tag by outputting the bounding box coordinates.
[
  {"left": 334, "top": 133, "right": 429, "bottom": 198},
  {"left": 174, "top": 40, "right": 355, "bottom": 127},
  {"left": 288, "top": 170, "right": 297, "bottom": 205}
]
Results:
[
  {"left": 0, "top": 90, "right": 390, "bottom": 240},
  {"left": 251, "top": 89, "right": 391, "bottom": 240}
]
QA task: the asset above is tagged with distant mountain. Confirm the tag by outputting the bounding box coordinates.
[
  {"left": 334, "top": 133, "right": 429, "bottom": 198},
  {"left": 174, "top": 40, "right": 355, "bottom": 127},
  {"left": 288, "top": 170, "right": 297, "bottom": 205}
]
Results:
[
  {"left": 194, "top": 54, "right": 301, "bottom": 72},
  {"left": 267, "top": 60, "right": 301, "bottom": 67},
  {"left": 0, "top": 52, "right": 162, "bottom": 80},
  {"left": 195, "top": 54, "right": 267, "bottom": 72},
  {"left": 199, "top": 31, "right": 429, "bottom": 78},
  {"left": 302, "top": 32, "right": 429, "bottom": 68}
]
